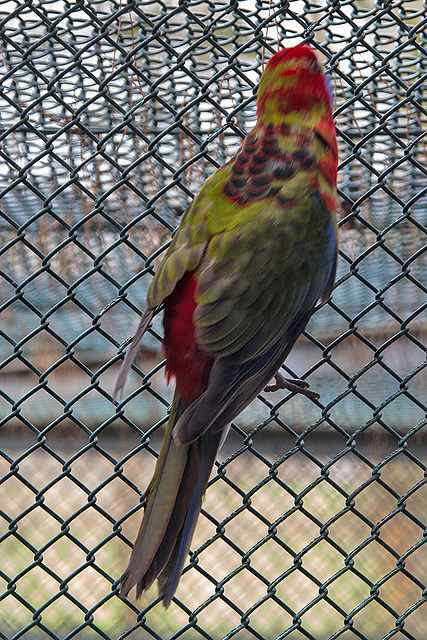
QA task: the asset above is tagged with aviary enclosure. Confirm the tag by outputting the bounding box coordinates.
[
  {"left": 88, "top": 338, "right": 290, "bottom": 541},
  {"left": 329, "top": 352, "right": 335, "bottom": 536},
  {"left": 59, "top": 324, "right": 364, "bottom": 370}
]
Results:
[{"left": 1, "top": 1, "right": 426, "bottom": 639}]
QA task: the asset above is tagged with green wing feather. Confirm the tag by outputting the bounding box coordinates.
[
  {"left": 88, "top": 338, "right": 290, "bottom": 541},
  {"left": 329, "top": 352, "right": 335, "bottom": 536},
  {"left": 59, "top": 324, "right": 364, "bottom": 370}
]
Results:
[
  {"left": 120, "top": 391, "right": 191, "bottom": 596},
  {"left": 148, "top": 155, "right": 334, "bottom": 364}
]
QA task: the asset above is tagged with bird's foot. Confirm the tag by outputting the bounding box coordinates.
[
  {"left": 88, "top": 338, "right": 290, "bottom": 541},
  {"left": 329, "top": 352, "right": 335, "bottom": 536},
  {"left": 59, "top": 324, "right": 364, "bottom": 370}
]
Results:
[{"left": 264, "top": 372, "right": 320, "bottom": 400}]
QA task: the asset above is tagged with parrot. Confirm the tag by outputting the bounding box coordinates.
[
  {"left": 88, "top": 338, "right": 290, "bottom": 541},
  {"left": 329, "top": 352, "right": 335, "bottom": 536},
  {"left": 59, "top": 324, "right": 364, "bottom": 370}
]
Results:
[{"left": 114, "top": 43, "right": 338, "bottom": 607}]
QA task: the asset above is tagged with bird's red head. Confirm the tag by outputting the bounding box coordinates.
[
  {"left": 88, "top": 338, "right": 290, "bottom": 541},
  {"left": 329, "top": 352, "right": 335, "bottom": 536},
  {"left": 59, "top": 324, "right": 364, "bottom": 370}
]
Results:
[
  {"left": 266, "top": 44, "right": 318, "bottom": 69},
  {"left": 256, "top": 44, "right": 333, "bottom": 122}
]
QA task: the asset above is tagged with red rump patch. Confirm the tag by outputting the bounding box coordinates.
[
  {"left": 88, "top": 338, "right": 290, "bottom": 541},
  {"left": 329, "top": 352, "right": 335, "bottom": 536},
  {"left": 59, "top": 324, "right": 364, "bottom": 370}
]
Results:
[{"left": 163, "top": 271, "right": 214, "bottom": 404}]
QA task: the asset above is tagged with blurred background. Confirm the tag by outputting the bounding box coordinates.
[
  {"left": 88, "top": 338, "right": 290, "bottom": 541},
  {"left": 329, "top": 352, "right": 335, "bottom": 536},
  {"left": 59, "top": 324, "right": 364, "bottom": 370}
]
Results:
[{"left": 1, "top": 1, "right": 426, "bottom": 639}]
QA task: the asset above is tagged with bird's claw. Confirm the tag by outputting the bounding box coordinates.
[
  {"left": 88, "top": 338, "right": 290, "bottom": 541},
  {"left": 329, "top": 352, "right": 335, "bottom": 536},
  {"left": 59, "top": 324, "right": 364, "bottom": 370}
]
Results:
[{"left": 264, "top": 372, "right": 320, "bottom": 400}]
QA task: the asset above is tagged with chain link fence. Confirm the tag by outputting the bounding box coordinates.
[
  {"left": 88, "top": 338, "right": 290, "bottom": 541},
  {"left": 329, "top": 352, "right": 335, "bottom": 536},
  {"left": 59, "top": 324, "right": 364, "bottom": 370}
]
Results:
[{"left": 1, "top": 1, "right": 427, "bottom": 639}]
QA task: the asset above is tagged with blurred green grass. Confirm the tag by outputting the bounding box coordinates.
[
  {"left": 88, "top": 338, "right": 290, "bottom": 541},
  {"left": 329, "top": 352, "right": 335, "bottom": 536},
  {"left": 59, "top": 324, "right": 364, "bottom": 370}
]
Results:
[{"left": 1, "top": 438, "right": 427, "bottom": 640}]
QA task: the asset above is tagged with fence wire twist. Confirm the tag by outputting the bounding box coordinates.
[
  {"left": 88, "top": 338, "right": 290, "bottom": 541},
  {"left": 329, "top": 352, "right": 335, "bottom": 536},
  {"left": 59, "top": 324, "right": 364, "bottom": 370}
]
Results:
[{"left": 1, "top": 1, "right": 427, "bottom": 639}]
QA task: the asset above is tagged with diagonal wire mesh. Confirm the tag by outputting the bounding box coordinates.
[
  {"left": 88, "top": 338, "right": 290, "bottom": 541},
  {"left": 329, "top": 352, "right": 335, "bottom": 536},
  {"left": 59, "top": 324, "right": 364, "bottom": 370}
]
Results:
[{"left": 1, "top": 1, "right": 426, "bottom": 639}]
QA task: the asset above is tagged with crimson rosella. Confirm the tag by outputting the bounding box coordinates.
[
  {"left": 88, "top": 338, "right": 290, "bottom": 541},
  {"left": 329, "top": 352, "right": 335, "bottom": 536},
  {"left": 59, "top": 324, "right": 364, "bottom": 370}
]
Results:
[{"left": 114, "top": 44, "right": 338, "bottom": 607}]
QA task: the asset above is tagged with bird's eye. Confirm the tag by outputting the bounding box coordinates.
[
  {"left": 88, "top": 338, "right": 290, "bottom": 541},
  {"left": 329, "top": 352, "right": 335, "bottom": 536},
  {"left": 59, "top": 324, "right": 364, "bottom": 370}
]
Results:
[{"left": 310, "top": 59, "right": 318, "bottom": 72}]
